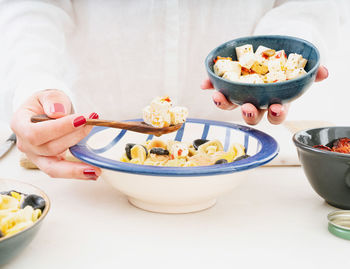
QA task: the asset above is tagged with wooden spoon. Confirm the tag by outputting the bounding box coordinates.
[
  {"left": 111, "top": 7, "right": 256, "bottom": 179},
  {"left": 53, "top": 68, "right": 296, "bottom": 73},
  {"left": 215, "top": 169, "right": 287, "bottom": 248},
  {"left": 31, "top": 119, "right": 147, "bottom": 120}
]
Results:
[{"left": 31, "top": 115, "right": 183, "bottom": 136}]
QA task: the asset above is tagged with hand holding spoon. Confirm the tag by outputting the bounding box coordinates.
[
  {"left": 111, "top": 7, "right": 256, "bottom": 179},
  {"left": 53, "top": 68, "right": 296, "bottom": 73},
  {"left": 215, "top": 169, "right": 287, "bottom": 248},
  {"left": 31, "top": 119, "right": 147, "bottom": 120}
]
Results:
[{"left": 31, "top": 115, "right": 183, "bottom": 136}]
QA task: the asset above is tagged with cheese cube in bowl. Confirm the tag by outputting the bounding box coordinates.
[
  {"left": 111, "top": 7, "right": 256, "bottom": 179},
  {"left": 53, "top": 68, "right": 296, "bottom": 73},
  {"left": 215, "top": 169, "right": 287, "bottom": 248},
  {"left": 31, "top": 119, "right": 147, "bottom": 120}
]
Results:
[{"left": 206, "top": 35, "right": 320, "bottom": 109}]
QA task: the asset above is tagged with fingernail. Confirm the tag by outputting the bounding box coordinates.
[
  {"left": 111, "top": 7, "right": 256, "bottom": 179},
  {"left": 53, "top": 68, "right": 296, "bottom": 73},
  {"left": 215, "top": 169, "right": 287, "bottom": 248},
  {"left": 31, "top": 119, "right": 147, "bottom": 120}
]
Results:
[
  {"left": 213, "top": 100, "right": 221, "bottom": 106},
  {"left": 324, "top": 66, "right": 329, "bottom": 77},
  {"left": 243, "top": 111, "right": 254, "bottom": 118},
  {"left": 83, "top": 169, "right": 98, "bottom": 180},
  {"left": 73, "top": 116, "right": 86, "bottom": 127},
  {"left": 271, "top": 110, "right": 280, "bottom": 117},
  {"left": 50, "top": 103, "right": 65, "bottom": 114},
  {"left": 89, "top": 112, "right": 99, "bottom": 119}
]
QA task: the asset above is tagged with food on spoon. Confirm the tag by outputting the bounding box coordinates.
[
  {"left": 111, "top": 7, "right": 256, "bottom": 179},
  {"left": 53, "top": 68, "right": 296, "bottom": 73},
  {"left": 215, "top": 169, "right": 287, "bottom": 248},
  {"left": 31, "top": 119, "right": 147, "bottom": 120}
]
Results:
[
  {"left": 143, "top": 96, "right": 188, "bottom": 128},
  {"left": 213, "top": 44, "right": 308, "bottom": 83},
  {"left": 0, "top": 191, "right": 45, "bottom": 238},
  {"left": 120, "top": 138, "right": 248, "bottom": 167}
]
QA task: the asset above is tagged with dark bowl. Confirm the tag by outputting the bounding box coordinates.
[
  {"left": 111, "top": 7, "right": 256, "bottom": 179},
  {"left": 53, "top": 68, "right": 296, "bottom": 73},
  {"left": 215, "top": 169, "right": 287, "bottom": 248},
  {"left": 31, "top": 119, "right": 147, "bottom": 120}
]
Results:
[
  {"left": 293, "top": 127, "right": 350, "bottom": 209},
  {"left": 205, "top": 35, "right": 320, "bottom": 109},
  {"left": 0, "top": 179, "right": 50, "bottom": 266}
]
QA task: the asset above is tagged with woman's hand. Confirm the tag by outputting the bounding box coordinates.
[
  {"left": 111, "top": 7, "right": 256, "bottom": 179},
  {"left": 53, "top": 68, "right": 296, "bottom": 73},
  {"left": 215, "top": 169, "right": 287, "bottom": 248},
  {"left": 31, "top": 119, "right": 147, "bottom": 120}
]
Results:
[
  {"left": 11, "top": 89, "right": 101, "bottom": 180},
  {"left": 201, "top": 66, "right": 329, "bottom": 125}
]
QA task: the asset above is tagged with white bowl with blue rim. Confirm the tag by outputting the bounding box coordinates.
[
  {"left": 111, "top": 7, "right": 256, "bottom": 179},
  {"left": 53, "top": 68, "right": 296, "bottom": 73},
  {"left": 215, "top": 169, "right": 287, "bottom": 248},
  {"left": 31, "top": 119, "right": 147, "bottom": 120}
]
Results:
[{"left": 70, "top": 118, "right": 279, "bottom": 213}]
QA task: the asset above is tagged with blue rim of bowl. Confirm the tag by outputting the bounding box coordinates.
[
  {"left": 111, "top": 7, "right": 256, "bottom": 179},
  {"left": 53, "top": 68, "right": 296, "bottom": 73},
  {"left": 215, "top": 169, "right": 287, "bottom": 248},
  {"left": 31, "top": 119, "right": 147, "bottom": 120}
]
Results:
[
  {"left": 292, "top": 126, "right": 350, "bottom": 160},
  {"left": 205, "top": 35, "right": 320, "bottom": 86},
  {"left": 70, "top": 118, "right": 279, "bottom": 177}
]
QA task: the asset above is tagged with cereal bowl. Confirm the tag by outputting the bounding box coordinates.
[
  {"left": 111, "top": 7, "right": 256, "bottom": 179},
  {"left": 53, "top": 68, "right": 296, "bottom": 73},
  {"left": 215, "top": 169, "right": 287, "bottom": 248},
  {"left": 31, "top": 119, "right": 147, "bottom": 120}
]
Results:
[
  {"left": 0, "top": 178, "right": 50, "bottom": 266},
  {"left": 70, "top": 118, "right": 279, "bottom": 213},
  {"left": 293, "top": 127, "right": 350, "bottom": 209},
  {"left": 205, "top": 35, "right": 320, "bottom": 109}
]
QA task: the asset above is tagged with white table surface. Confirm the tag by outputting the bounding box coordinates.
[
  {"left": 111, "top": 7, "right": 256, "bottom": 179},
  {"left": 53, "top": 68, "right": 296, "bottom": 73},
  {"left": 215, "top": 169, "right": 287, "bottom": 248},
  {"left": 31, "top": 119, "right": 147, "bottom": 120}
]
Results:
[{"left": 0, "top": 124, "right": 349, "bottom": 269}]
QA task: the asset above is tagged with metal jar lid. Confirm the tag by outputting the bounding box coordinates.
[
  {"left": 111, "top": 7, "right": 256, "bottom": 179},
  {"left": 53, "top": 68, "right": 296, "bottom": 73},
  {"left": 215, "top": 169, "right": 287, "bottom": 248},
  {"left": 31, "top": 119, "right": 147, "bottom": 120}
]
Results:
[{"left": 327, "top": 210, "right": 350, "bottom": 240}]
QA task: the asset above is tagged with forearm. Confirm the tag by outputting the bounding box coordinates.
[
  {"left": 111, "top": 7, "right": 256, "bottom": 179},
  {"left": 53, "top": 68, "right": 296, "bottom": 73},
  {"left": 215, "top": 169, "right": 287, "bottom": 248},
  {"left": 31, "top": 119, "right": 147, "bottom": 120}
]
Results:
[
  {"left": 253, "top": 0, "right": 349, "bottom": 63},
  {"left": 0, "top": 0, "right": 75, "bottom": 121}
]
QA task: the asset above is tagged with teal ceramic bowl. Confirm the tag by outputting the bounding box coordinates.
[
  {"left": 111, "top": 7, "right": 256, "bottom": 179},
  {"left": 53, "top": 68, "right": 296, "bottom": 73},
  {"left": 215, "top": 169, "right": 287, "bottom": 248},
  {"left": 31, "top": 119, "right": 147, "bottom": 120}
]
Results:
[
  {"left": 0, "top": 179, "right": 50, "bottom": 266},
  {"left": 205, "top": 35, "right": 320, "bottom": 109},
  {"left": 293, "top": 127, "right": 350, "bottom": 209}
]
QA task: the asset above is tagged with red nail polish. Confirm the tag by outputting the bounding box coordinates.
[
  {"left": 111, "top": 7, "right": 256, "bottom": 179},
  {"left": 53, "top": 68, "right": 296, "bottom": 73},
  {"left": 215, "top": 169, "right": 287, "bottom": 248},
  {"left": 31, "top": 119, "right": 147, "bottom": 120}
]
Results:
[
  {"left": 83, "top": 169, "right": 97, "bottom": 180},
  {"left": 50, "top": 103, "right": 65, "bottom": 114},
  {"left": 243, "top": 112, "right": 253, "bottom": 118},
  {"left": 271, "top": 111, "right": 280, "bottom": 117},
  {"left": 324, "top": 66, "right": 329, "bottom": 77},
  {"left": 89, "top": 112, "right": 99, "bottom": 119},
  {"left": 213, "top": 100, "right": 221, "bottom": 106},
  {"left": 73, "top": 116, "right": 86, "bottom": 127}
]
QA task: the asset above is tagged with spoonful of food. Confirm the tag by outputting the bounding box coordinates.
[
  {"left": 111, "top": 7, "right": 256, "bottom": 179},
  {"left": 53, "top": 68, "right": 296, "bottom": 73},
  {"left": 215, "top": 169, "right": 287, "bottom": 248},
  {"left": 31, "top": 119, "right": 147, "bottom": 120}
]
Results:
[{"left": 30, "top": 114, "right": 183, "bottom": 137}]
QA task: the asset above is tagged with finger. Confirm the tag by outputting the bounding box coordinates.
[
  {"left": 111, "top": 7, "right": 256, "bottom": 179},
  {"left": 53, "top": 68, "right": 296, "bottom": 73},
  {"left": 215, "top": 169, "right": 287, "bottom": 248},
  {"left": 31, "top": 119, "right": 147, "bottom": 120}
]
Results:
[
  {"left": 39, "top": 89, "right": 73, "bottom": 118},
  {"left": 315, "top": 65, "right": 328, "bottom": 82},
  {"left": 212, "top": 91, "right": 238, "bottom": 110},
  {"left": 26, "top": 152, "right": 102, "bottom": 180},
  {"left": 28, "top": 125, "right": 94, "bottom": 157},
  {"left": 241, "top": 103, "right": 266, "bottom": 125},
  {"left": 267, "top": 103, "right": 289, "bottom": 125},
  {"left": 14, "top": 110, "right": 88, "bottom": 146},
  {"left": 200, "top": 78, "right": 214, "bottom": 90}
]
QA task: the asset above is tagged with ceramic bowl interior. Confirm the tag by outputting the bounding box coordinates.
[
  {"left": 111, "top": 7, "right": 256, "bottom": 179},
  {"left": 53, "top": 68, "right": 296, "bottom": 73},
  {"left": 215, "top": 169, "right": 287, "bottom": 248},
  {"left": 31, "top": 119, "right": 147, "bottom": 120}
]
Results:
[
  {"left": 205, "top": 35, "right": 320, "bottom": 109},
  {"left": 0, "top": 178, "right": 50, "bottom": 266},
  {"left": 70, "top": 118, "right": 279, "bottom": 176},
  {"left": 293, "top": 127, "right": 350, "bottom": 209}
]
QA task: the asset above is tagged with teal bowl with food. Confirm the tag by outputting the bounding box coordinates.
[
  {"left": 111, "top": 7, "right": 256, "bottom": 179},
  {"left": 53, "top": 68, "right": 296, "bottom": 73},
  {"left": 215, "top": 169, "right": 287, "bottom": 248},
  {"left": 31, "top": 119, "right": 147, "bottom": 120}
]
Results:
[{"left": 205, "top": 35, "right": 320, "bottom": 109}]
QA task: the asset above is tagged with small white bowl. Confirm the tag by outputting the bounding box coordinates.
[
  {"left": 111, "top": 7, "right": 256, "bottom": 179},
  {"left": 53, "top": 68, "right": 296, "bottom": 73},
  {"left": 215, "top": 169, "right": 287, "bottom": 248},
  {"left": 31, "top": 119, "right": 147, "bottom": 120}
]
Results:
[{"left": 70, "top": 118, "right": 278, "bottom": 213}]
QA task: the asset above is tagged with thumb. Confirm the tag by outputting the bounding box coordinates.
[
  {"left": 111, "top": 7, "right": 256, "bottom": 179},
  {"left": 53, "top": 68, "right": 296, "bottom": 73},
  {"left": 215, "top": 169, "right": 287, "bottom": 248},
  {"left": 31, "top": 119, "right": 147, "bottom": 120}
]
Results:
[{"left": 39, "top": 89, "right": 73, "bottom": 119}]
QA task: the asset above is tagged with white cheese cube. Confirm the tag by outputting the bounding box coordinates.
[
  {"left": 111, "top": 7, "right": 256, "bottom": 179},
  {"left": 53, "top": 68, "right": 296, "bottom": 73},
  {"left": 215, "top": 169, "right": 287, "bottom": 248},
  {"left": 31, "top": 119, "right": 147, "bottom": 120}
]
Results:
[
  {"left": 255, "top": 45, "right": 272, "bottom": 56},
  {"left": 270, "top": 50, "right": 287, "bottom": 65},
  {"left": 264, "top": 71, "right": 287, "bottom": 83},
  {"left": 150, "top": 96, "right": 172, "bottom": 113},
  {"left": 285, "top": 53, "right": 303, "bottom": 71},
  {"left": 286, "top": 68, "right": 307, "bottom": 80},
  {"left": 170, "top": 106, "right": 188, "bottom": 125},
  {"left": 267, "top": 59, "right": 284, "bottom": 73},
  {"left": 298, "top": 58, "right": 307, "bottom": 68},
  {"left": 239, "top": 53, "right": 256, "bottom": 69},
  {"left": 171, "top": 142, "right": 189, "bottom": 158},
  {"left": 240, "top": 74, "right": 264, "bottom": 84},
  {"left": 222, "top": 71, "right": 240, "bottom": 82},
  {"left": 214, "top": 60, "right": 241, "bottom": 77},
  {"left": 235, "top": 44, "right": 253, "bottom": 61},
  {"left": 143, "top": 105, "right": 171, "bottom": 128}
]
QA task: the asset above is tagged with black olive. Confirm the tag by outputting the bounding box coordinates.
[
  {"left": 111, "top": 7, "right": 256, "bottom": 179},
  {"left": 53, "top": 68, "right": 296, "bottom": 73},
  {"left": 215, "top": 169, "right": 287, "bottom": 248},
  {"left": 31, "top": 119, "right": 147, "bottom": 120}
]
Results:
[
  {"left": 142, "top": 145, "right": 148, "bottom": 156},
  {"left": 0, "top": 190, "right": 23, "bottom": 196},
  {"left": 150, "top": 147, "right": 169, "bottom": 155},
  {"left": 325, "top": 139, "right": 337, "bottom": 148},
  {"left": 193, "top": 139, "right": 209, "bottom": 150},
  {"left": 234, "top": 155, "right": 250, "bottom": 161},
  {"left": 126, "top": 144, "right": 148, "bottom": 159},
  {"left": 20, "top": 194, "right": 46, "bottom": 211},
  {"left": 125, "top": 143, "right": 136, "bottom": 160},
  {"left": 215, "top": 159, "right": 228, "bottom": 164}
]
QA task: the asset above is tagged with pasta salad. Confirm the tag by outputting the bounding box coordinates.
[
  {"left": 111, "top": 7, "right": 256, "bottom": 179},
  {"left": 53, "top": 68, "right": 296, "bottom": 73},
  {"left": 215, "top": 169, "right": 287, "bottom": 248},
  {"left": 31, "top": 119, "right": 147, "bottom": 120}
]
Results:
[
  {"left": 0, "top": 191, "right": 45, "bottom": 239},
  {"left": 120, "top": 138, "right": 249, "bottom": 167}
]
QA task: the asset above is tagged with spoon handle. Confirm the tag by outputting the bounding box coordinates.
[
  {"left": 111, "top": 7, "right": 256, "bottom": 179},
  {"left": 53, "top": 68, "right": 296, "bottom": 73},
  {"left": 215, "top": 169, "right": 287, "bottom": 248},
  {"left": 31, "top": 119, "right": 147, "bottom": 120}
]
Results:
[
  {"left": 31, "top": 115, "right": 139, "bottom": 129},
  {"left": 30, "top": 114, "right": 177, "bottom": 136},
  {"left": 30, "top": 114, "right": 53, "bottom": 123}
]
